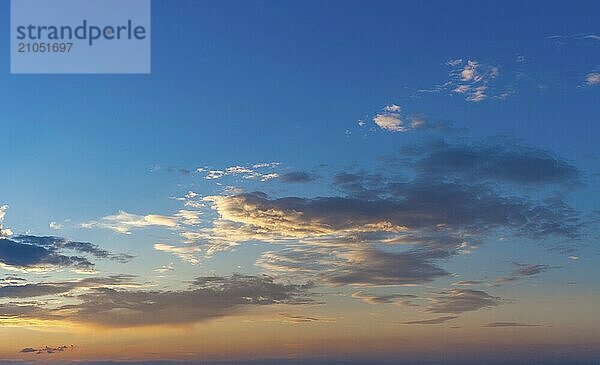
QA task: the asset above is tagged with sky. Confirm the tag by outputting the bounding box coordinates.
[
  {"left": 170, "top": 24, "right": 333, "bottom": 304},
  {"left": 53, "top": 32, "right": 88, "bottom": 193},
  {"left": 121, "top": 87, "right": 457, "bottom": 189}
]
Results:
[{"left": 0, "top": 0, "right": 599, "bottom": 364}]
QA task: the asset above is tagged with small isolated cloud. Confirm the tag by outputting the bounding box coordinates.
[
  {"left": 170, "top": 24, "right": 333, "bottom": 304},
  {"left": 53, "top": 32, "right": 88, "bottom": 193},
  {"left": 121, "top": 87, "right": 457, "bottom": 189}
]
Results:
[
  {"left": 49, "top": 222, "right": 64, "bottom": 230},
  {"left": 372, "top": 105, "right": 426, "bottom": 133},
  {"left": 383, "top": 104, "right": 401, "bottom": 112},
  {"left": 278, "top": 313, "right": 336, "bottom": 324},
  {"left": 154, "top": 262, "right": 175, "bottom": 273},
  {"left": 585, "top": 72, "right": 600, "bottom": 86},
  {"left": 426, "top": 289, "right": 501, "bottom": 314},
  {"left": 154, "top": 243, "right": 201, "bottom": 265},
  {"left": 0, "top": 205, "right": 13, "bottom": 238},
  {"left": 482, "top": 322, "right": 542, "bottom": 328},
  {"left": 20, "top": 345, "right": 75, "bottom": 354},
  {"left": 495, "top": 263, "right": 558, "bottom": 284},
  {"left": 451, "top": 280, "right": 483, "bottom": 286},
  {"left": 278, "top": 171, "right": 318, "bottom": 184},
  {"left": 374, "top": 113, "right": 405, "bottom": 132},
  {"left": 352, "top": 291, "right": 419, "bottom": 306},
  {"left": 401, "top": 316, "right": 457, "bottom": 325}
]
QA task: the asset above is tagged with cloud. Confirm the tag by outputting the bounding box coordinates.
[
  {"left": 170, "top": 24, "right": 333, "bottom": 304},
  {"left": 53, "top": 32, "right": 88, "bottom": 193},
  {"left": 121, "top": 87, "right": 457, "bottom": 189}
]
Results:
[
  {"left": 154, "top": 243, "right": 201, "bottom": 265},
  {"left": 422, "top": 59, "right": 504, "bottom": 102},
  {"left": 425, "top": 289, "right": 501, "bottom": 314},
  {"left": 585, "top": 72, "right": 600, "bottom": 86},
  {"left": 482, "top": 322, "right": 542, "bottom": 328},
  {"left": 199, "top": 162, "right": 282, "bottom": 182},
  {"left": 278, "top": 313, "right": 336, "bottom": 324},
  {"left": 49, "top": 222, "right": 64, "bottom": 230},
  {"left": 0, "top": 235, "right": 132, "bottom": 272},
  {"left": 154, "top": 262, "right": 175, "bottom": 273},
  {"left": 0, "top": 205, "right": 13, "bottom": 238},
  {"left": 83, "top": 209, "right": 202, "bottom": 235},
  {"left": 279, "top": 172, "right": 318, "bottom": 184},
  {"left": 406, "top": 139, "right": 579, "bottom": 187},
  {"left": 194, "top": 140, "right": 580, "bottom": 286},
  {"left": 451, "top": 280, "right": 483, "bottom": 286},
  {"left": 495, "top": 263, "right": 558, "bottom": 284},
  {"left": 352, "top": 291, "right": 419, "bottom": 305},
  {"left": 371, "top": 105, "right": 426, "bottom": 133},
  {"left": 0, "top": 275, "right": 135, "bottom": 298},
  {"left": 20, "top": 345, "right": 75, "bottom": 354},
  {"left": 373, "top": 113, "right": 406, "bottom": 132},
  {"left": 324, "top": 248, "right": 448, "bottom": 286},
  {"left": 46, "top": 274, "right": 313, "bottom": 327},
  {"left": 401, "top": 316, "right": 457, "bottom": 325}
]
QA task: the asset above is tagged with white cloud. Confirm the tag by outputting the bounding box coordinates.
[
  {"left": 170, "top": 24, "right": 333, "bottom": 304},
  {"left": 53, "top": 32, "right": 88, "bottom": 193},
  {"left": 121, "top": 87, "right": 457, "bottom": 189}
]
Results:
[
  {"left": 0, "top": 205, "right": 13, "bottom": 237},
  {"left": 82, "top": 210, "right": 200, "bottom": 234},
  {"left": 372, "top": 105, "right": 426, "bottom": 133},
  {"left": 421, "top": 58, "right": 503, "bottom": 102},
  {"left": 200, "top": 163, "right": 282, "bottom": 181},
  {"left": 383, "top": 104, "right": 401, "bottom": 112},
  {"left": 49, "top": 222, "right": 64, "bottom": 230},
  {"left": 585, "top": 72, "right": 600, "bottom": 86},
  {"left": 373, "top": 113, "right": 406, "bottom": 132},
  {"left": 154, "top": 262, "right": 175, "bottom": 273},
  {"left": 154, "top": 243, "right": 201, "bottom": 265}
]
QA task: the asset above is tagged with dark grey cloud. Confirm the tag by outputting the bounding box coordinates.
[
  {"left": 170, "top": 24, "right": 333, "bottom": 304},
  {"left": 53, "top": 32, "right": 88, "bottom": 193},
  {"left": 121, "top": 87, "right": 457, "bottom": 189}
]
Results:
[
  {"left": 401, "top": 316, "right": 457, "bottom": 325},
  {"left": 0, "top": 235, "right": 133, "bottom": 271},
  {"left": 426, "top": 289, "right": 501, "bottom": 314},
  {"left": 0, "top": 275, "right": 135, "bottom": 298},
  {"left": 482, "top": 322, "right": 543, "bottom": 328},
  {"left": 14, "top": 235, "right": 134, "bottom": 263},
  {"left": 259, "top": 246, "right": 449, "bottom": 286},
  {"left": 495, "top": 263, "right": 559, "bottom": 284},
  {"left": 0, "top": 238, "right": 94, "bottom": 271},
  {"left": 352, "top": 291, "right": 419, "bottom": 305},
  {"left": 52, "top": 274, "right": 313, "bottom": 327},
  {"left": 325, "top": 248, "right": 449, "bottom": 286},
  {"left": 404, "top": 139, "right": 579, "bottom": 186},
  {"left": 279, "top": 171, "right": 318, "bottom": 183},
  {"left": 20, "top": 345, "right": 75, "bottom": 354}
]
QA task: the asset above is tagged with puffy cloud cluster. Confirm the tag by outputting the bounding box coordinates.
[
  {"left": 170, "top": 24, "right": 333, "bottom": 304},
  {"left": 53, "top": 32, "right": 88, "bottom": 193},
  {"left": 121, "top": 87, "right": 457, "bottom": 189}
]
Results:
[
  {"left": 372, "top": 105, "right": 426, "bottom": 133},
  {"left": 0, "top": 205, "right": 13, "bottom": 238}
]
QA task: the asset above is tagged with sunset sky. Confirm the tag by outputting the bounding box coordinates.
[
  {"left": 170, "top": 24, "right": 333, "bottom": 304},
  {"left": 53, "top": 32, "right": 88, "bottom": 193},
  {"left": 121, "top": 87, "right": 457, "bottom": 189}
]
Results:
[{"left": 1, "top": 1, "right": 599, "bottom": 364}]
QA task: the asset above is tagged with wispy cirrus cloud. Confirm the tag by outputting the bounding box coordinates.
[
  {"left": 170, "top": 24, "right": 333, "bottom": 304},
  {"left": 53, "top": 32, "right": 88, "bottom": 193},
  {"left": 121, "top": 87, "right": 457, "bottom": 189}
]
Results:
[
  {"left": 401, "top": 316, "right": 457, "bottom": 325},
  {"left": 153, "top": 243, "right": 201, "bottom": 265},
  {"left": 20, "top": 345, "right": 75, "bottom": 354},
  {"left": 482, "top": 322, "right": 543, "bottom": 328},
  {"left": 495, "top": 263, "right": 559, "bottom": 285},
  {"left": 82, "top": 209, "right": 201, "bottom": 234}
]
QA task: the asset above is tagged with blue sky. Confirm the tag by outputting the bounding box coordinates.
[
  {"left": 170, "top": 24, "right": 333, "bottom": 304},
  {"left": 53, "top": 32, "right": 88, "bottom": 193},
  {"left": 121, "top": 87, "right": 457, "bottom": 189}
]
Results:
[{"left": 0, "top": 0, "right": 599, "bottom": 363}]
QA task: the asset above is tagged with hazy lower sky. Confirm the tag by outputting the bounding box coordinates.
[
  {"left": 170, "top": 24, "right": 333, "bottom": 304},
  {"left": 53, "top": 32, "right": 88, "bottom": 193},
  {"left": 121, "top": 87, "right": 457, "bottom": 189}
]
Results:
[{"left": 0, "top": 1, "right": 599, "bottom": 364}]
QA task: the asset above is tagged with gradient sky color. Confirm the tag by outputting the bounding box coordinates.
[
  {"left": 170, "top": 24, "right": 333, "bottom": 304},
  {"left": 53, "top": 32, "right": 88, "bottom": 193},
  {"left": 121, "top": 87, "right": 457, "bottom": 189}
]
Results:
[{"left": 0, "top": 1, "right": 599, "bottom": 364}]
